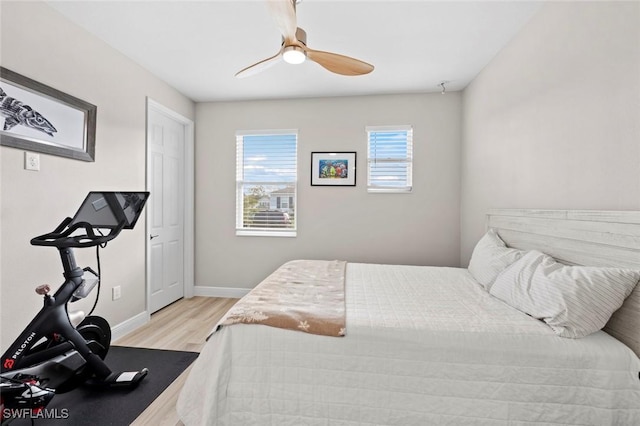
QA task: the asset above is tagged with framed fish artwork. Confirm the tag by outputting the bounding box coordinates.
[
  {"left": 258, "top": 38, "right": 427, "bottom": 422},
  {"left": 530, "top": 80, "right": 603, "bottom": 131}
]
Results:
[
  {"left": 0, "top": 67, "right": 96, "bottom": 162},
  {"left": 311, "top": 152, "right": 356, "bottom": 186}
]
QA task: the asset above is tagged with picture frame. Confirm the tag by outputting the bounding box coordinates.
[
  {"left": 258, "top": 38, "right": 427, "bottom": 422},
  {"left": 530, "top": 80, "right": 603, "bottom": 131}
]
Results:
[
  {"left": 311, "top": 152, "right": 356, "bottom": 186},
  {"left": 0, "top": 67, "right": 97, "bottom": 162}
]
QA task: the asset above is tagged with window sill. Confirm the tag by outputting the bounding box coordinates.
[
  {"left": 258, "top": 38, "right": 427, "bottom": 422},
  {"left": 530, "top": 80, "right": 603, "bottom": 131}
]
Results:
[
  {"left": 236, "top": 229, "right": 297, "bottom": 238},
  {"left": 367, "top": 187, "right": 412, "bottom": 194}
]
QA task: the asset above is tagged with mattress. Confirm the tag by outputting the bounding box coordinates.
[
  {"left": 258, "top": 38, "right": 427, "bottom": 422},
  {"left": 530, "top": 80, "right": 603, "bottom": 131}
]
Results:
[{"left": 177, "top": 263, "right": 640, "bottom": 425}]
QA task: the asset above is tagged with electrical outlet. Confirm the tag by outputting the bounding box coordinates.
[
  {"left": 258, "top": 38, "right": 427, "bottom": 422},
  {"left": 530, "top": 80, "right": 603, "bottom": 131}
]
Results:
[
  {"left": 112, "top": 286, "right": 122, "bottom": 300},
  {"left": 25, "top": 152, "right": 40, "bottom": 171}
]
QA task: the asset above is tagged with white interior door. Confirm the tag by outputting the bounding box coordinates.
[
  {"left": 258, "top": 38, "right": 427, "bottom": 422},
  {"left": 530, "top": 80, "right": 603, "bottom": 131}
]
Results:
[{"left": 148, "top": 106, "right": 185, "bottom": 313}]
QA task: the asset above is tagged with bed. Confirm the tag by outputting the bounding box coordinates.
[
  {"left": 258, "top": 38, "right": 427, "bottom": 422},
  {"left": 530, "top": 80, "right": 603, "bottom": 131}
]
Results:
[{"left": 177, "top": 210, "right": 640, "bottom": 425}]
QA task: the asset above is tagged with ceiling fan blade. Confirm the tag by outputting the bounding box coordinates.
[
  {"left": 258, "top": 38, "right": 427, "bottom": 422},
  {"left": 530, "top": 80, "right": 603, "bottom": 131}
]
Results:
[
  {"left": 266, "top": 0, "right": 298, "bottom": 44},
  {"left": 235, "top": 49, "right": 283, "bottom": 78},
  {"left": 304, "top": 48, "right": 374, "bottom": 76}
]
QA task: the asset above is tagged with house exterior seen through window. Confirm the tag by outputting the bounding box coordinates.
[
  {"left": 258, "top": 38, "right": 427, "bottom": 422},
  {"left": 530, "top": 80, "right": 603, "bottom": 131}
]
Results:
[
  {"left": 366, "top": 125, "right": 413, "bottom": 193},
  {"left": 236, "top": 130, "right": 297, "bottom": 236}
]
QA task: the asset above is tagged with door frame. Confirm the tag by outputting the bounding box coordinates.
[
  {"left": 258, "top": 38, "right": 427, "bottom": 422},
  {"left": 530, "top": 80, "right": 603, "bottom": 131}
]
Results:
[{"left": 145, "top": 98, "right": 195, "bottom": 318}]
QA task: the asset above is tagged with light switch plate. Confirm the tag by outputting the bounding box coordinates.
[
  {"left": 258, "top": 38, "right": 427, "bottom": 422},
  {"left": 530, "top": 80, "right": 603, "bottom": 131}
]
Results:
[{"left": 25, "top": 152, "right": 40, "bottom": 171}]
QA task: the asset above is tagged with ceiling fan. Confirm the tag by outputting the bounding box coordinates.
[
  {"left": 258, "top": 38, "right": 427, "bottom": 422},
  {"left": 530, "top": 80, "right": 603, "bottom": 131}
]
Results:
[{"left": 235, "top": 0, "right": 374, "bottom": 78}]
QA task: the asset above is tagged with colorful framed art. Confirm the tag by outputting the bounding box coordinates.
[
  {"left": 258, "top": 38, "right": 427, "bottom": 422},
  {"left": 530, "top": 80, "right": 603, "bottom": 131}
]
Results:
[{"left": 311, "top": 152, "right": 356, "bottom": 186}]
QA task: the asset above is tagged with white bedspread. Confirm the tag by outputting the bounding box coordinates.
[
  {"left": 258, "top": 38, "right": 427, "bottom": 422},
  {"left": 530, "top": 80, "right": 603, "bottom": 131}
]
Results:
[{"left": 177, "top": 263, "right": 640, "bottom": 425}]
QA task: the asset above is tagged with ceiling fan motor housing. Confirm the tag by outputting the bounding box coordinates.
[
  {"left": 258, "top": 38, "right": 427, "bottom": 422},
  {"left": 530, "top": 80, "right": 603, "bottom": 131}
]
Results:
[
  {"left": 281, "top": 27, "right": 307, "bottom": 47},
  {"left": 282, "top": 28, "right": 307, "bottom": 64}
]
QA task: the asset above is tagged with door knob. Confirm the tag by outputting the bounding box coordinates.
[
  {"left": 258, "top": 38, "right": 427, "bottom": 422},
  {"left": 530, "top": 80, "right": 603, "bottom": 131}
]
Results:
[{"left": 150, "top": 234, "right": 159, "bottom": 240}]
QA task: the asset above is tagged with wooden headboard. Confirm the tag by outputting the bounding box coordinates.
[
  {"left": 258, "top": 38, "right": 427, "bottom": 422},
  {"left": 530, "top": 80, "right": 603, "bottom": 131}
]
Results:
[{"left": 487, "top": 209, "right": 640, "bottom": 357}]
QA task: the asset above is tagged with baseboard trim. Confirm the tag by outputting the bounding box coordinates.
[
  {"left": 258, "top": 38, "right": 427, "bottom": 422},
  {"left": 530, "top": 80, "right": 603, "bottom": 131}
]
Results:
[
  {"left": 111, "top": 310, "right": 149, "bottom": 342},
  {"left": 194, "top": 286, "right": 250, "bottom": 298}
]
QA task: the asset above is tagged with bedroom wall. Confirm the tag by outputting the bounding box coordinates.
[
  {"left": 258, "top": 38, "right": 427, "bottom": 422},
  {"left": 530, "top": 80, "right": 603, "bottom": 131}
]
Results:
[
  {"left": 196, "top": 93, "right": 462, "bottom": 291},
  {"left": 0, "top": 2, "right": 195, "bottom": 349},
  {"left": 460, "top": 1, "right": 640, "bottom": 264}
]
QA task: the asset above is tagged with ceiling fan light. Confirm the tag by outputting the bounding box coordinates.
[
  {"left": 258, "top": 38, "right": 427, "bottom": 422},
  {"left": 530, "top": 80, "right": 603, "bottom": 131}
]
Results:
[{"left": 283, "top": 46, "right": 306, "bottom": 64}]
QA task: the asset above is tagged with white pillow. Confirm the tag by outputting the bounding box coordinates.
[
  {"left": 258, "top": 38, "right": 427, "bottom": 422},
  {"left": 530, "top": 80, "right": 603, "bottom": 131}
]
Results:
[
  {"left": 490, "top": 250, "right": 640, "bottom": 338},
  {"left": 468, "top": 229, "right": 524, "bottom": 290}
]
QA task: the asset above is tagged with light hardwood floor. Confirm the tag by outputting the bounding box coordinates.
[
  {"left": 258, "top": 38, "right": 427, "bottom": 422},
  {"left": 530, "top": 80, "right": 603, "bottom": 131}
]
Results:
[{"left": 114, "top": 296, "right": 238, "bottom": 426}]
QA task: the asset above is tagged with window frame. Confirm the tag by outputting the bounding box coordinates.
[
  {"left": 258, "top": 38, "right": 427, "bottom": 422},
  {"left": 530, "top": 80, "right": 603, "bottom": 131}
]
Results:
[
  {"left": 366, "top": 125, "right": 413, "bottom": 193},
  {"left": 235, "top": 129, "right": 298, "bottom": 237}
]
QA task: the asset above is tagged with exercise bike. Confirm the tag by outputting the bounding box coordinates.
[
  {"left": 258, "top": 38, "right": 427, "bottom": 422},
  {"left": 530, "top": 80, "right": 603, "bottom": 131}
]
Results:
[{"left": 0, "top": 191, "right": 150, "bottom": 424}]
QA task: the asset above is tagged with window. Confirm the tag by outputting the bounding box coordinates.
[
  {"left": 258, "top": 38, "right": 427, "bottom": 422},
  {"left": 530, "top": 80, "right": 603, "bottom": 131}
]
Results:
[
  {"left": 236, "top": 130, "right": 297, "bottom": 236},
  {"left": 366, "top": 125, "right": 413, "bottom": 193}
]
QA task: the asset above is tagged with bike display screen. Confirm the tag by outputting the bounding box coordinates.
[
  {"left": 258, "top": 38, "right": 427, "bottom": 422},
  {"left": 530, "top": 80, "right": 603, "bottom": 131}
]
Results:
[{"left": 70, "top": 192, "right": 150, "bottom": 230}]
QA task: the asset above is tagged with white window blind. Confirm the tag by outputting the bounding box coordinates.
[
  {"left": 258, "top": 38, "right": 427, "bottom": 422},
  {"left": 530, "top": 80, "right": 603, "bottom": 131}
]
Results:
[
  {"left": 366, "top": 125, "right": 413, "bottom": 193},
  {"left": 236, "top": 130, "right": 297, "bottom": 236}
]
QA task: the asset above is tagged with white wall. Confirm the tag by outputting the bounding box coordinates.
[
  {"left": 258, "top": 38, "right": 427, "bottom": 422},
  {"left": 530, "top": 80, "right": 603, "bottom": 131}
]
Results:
[
  {"left": 0, "top": 2, "right": 195, "bottom": 349},
  {"left": 196, "top": 93, "right": 462, "bottom": 290},
  {"left": 460, "top": 1, "right": 640, "bottom": 264}
]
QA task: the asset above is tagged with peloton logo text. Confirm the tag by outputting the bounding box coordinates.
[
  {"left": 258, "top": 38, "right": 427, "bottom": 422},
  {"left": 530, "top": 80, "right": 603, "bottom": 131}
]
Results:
[{"left": 11, "top": 332, "right": 37, "bottom": 362}]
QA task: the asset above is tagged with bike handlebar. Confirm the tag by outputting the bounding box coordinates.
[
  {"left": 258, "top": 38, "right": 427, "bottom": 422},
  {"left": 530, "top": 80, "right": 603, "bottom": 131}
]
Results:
[{"left": 31, "top": 217, "right": 124, "bottom": 248}]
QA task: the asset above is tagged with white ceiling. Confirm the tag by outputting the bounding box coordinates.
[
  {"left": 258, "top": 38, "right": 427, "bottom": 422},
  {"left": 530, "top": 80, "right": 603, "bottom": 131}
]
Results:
[{"left": 46, "top": 1, "right": 541, "bottom": 102}]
